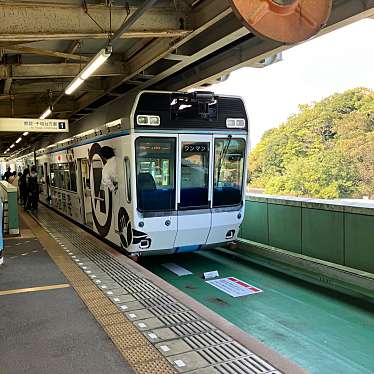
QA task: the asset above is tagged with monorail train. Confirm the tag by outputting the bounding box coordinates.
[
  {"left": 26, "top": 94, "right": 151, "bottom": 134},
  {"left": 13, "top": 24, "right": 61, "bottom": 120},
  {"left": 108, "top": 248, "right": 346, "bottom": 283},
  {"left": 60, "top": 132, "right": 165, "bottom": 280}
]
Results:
[{"left": 13, "top": 90, "right": 249, "bottom": 256}]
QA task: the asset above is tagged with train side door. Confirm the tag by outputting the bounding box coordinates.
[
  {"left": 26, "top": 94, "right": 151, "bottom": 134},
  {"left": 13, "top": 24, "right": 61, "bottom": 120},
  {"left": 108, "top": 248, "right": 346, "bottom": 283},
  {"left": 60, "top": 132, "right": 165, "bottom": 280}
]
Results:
[
  {"left": 174, "top": 135, "right": 213, "bottom": 250},
  {"left": 79, "top": 159, "right": 93, "bottom": 228}
]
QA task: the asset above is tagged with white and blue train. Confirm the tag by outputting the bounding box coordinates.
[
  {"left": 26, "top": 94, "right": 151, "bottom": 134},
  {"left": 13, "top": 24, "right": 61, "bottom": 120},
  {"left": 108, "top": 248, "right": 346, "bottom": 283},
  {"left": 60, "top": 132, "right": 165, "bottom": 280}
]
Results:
[{"left": 13, "top": 91, "right": 249, "bottom": 256}]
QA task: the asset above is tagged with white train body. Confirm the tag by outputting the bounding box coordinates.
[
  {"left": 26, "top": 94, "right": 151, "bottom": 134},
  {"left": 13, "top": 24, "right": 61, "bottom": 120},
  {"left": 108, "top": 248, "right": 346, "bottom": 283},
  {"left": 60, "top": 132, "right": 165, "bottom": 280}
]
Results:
[{"left": 17, "top": 91, "right": 249, "bottom": 256}]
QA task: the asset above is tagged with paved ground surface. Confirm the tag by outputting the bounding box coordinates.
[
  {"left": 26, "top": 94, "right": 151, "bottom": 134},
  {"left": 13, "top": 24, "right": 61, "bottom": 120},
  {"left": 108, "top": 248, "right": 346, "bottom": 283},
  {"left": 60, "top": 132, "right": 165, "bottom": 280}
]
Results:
[
  {"left": 142, "top": 249, "right": 374, "bottom": 374},
  {"left": 29, "top": 205, "right": 305, "bottom": 374},
  {"left": 0, "top": 218, "right": 133, "bottom": 374},
  {"left": 1, "top": 208, "right": 314, "bottom": 374}
]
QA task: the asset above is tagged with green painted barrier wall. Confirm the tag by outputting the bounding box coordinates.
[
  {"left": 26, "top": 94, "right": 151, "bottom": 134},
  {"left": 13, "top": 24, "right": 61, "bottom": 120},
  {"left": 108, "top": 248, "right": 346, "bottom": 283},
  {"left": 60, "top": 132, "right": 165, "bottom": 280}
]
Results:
[
  {"left": 0, "top": 181, "right": 19, "bottom": 235},
  {"left": 240, "top": 195, "right": 374, "bottom": 274}
]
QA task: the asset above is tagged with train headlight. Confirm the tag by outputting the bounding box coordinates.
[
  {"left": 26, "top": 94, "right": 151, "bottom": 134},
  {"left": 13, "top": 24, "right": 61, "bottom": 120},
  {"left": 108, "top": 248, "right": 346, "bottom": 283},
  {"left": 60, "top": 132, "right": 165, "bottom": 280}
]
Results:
[
  {"left": 226, "top": 119, "right": 236, "bottom": 128},
  {"left": 226, "top": 118, "right": 246, "bottom": 129},
  {"left": 149, "top": 116, "right": 160, "bottom": 126},
  {"left": 136, "top": 115, "right": 160, "bottom": 126},
  {"left": 137, "top": 115, "right": 149, "bottom": 125}
]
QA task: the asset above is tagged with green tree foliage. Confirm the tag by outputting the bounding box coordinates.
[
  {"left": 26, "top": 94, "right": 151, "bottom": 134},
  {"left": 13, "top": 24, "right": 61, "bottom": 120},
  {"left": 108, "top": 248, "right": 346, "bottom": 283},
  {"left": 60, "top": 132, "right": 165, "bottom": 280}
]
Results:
[{"left": 249, "top": 88, "right": 374, "bottom": 199}]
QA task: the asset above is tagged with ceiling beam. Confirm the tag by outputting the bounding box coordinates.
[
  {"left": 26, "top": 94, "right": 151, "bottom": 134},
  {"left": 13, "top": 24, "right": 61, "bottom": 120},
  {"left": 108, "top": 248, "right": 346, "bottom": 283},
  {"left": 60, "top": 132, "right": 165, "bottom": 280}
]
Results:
[
  {"left": 64, "top": 40, "right": 81, "bottom": 62},
  {"left": 0, "top": 41, "right": 42, "bottom": 47},
  {"left": 3, "top": 78, "right": 12, "bottom": 94},
  {"left": 0, "top": 98, "right": 75, "bottom": 117},
  {"left": 9, "top": 79, "right": 106, "bottom": 95},
  {"left": 0, "top": 62, "right": 127, "bottom": 79},
  {"left": 0, "top": 30, "right": 191, "bottom": 42},
  {"left": 6, "top": 45, "right": 91, "bottom": 62},
  {"left": 163, "top": 53, "right": 189, "bottom": 61},
  {"left": 123, "top": 38, "right": 153, "bottom": 61},
  {"left": 0, "top": 2, "right": 189, "bottom": 41}
]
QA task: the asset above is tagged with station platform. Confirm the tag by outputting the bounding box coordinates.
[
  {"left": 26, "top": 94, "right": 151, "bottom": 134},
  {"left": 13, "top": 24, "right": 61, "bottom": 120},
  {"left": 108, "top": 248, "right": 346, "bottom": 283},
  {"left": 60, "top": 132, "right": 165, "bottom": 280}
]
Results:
[{"left": 0, "top": 206, "right": 306, "bottom": 374}]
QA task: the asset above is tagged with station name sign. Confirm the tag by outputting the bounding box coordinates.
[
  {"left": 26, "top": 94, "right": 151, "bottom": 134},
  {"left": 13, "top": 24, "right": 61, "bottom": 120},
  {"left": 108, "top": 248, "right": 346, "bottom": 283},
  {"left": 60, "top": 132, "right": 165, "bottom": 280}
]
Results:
[{"left": 0, "top": 118, "right": 69, "bottom": 133}]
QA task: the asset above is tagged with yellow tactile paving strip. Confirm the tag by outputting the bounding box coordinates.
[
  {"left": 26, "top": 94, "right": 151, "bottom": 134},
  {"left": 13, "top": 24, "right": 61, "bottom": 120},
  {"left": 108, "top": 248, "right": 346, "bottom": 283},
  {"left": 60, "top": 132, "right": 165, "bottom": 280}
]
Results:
[{"left": 21, "top": 212, "right": 177, "bottom": 374}]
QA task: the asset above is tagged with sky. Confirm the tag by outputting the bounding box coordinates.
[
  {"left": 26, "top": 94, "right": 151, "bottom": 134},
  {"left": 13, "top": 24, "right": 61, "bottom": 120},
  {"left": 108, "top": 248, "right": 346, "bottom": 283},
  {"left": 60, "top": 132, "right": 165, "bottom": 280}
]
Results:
[{"left": 208, "top": 18, "right": 374, "bottom": 148}]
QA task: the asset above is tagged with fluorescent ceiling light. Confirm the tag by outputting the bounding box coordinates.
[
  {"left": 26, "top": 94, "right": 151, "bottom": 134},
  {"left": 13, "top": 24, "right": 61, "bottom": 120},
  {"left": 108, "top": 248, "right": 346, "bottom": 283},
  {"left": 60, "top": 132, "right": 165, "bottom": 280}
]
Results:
[
  {"left": 40, "top": 107, "right": 52, "bottom": 119},
  {"left": 10, "top": 144, "right": 15, "bottom": 148},
  {"left": 65, "top": 77, "right": 84, "bottom": 95},
  {"left": 64, "top": 48, "right": 111, "bottom": 96},
  {"left": 80, "top": 48, "right": 111, "bottom": 80},
  {"left": 23, "top": 132, "right": 29, "bottom": 136},
  {"left": 16, "top": 137, "right": 22, "bottom": 143}
]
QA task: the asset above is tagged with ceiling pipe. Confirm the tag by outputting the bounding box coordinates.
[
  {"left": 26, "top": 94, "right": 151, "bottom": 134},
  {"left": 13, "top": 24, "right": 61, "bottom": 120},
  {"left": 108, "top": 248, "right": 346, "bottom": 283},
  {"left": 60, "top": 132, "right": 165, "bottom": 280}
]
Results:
[{"left": 111, "top": 0, "right": 159, "bottom": 43}]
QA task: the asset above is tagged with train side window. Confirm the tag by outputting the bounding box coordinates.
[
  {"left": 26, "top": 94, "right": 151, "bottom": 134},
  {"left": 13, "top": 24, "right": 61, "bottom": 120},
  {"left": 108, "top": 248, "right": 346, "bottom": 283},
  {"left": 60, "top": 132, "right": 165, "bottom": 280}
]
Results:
[
  {"left": 213, "top": 138, "right": 245, "bottom": 207},
  {"left": 63, "top": 167, "right": 70, "bottom": 190},
  {"left": 124, "top": 157, "right": 131, "bottom": 203},
  {"left": 69, "top": 162, "right": 77, "bottom": 192},
  {"left": 50, "top": 164, "right": 56, "bottom": 186},
  {"left": 135, "top": 137, "right": 176, "bottom": 212}
]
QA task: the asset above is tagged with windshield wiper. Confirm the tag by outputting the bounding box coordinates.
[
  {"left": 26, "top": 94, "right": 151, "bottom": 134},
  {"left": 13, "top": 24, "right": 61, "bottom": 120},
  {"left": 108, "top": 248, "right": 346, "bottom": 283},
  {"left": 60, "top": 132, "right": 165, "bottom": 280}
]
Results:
[{"left": 216, "top": 135, "right": 232, "bottom": 187}]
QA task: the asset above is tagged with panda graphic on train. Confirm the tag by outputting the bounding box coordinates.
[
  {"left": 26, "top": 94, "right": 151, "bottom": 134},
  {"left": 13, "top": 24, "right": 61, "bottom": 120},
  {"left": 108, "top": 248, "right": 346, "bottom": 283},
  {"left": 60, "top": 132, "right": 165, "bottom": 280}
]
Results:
[{"left": 88, "top": 142, "right": 151, "bottom": 251}]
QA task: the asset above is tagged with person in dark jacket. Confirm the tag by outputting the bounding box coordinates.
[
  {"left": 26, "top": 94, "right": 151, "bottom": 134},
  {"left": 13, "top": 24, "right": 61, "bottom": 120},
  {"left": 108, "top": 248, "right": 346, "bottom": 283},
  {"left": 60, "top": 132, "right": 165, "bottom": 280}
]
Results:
[
  {"left": 19, "top": 168, "right": 29, "bottom": 208},
  {"left": 26, "top": 166, "right": 39, "bottom": 211},
  {"left": 3, "top": 167, "right": 12, "bottom": 182}
]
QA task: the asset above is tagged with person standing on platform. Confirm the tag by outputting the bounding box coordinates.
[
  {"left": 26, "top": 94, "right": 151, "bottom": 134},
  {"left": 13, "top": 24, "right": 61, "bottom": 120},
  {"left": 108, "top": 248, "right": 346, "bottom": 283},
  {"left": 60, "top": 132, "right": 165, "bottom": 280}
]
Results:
[
  {"left": 19, "top": 168, "right": 29, "bottom": 208},
  {"left": 3, "top": 167, "right": 12, "bottom": 181},
  {"left": 12, "top": 172, "right": 21, "bottom": 188},
  {"left": 26, "top": 166, "right": 39, "bottom": 211},
  {"left": 8, "top": 171, "right": 17, "bottom": 184}
]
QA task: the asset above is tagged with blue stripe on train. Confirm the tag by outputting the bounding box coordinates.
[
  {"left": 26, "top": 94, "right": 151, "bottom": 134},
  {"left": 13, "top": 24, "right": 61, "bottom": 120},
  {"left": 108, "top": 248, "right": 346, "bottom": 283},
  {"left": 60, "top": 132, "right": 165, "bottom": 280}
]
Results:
[{"left": 175, "top": 245, "right": 202, "bottom": 253}]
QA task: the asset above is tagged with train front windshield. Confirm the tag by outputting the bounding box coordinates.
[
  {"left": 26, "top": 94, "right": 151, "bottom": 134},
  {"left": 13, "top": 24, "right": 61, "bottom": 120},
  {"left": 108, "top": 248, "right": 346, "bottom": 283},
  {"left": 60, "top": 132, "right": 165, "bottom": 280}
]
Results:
[
  {"left": 136, "top": 138, "right": 176, "bottom": 212},
  {"left": 136, "top": 136, "right": 246, "bottom": 212},
  {"left": 213, "top": 138, "right": 245, "bottom": 207}
]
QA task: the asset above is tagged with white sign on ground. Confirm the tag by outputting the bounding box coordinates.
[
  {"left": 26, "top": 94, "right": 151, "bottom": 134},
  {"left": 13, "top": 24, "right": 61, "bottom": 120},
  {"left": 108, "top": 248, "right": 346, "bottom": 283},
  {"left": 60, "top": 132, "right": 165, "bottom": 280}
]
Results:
[
  {"left": 206, "top": 277, "right": 262, "bottom": 297},
  {"left": 162, "top": 263, "right": 192, "bottom": 276},
  {"left": 0, "top": 118, "right": 69, "bottom": 132}
]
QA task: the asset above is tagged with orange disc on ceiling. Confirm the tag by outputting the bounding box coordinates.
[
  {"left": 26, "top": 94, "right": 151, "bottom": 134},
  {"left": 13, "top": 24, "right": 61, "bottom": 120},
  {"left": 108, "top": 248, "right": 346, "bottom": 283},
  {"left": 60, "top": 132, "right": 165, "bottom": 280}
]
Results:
[{"left": 229, "top": 0, "right": 332, "bottom": 44}]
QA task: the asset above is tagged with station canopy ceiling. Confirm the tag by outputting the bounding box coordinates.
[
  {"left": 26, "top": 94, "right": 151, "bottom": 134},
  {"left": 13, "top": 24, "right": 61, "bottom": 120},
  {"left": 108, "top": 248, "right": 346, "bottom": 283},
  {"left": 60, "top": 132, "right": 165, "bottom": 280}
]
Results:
[{"left": 0, "top": 0, "right": 203, "bottom": 153}]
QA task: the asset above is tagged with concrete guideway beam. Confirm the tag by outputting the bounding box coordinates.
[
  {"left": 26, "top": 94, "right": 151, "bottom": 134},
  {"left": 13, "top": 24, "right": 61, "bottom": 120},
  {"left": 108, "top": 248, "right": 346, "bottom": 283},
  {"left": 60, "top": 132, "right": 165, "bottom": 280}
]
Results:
[{"left": 0, "top": 1, "right": 189, "bottom": 41}]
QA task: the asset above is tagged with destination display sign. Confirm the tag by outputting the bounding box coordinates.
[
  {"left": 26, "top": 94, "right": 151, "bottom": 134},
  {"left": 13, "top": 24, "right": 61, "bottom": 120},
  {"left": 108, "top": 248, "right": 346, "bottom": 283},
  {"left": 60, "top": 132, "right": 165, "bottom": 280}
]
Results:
[
  {"left": 183, "top": 143, "right": 208, "bottom": 153},
  {"left": 0, "top": 118, "right": 69, "bottom": 133}
]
